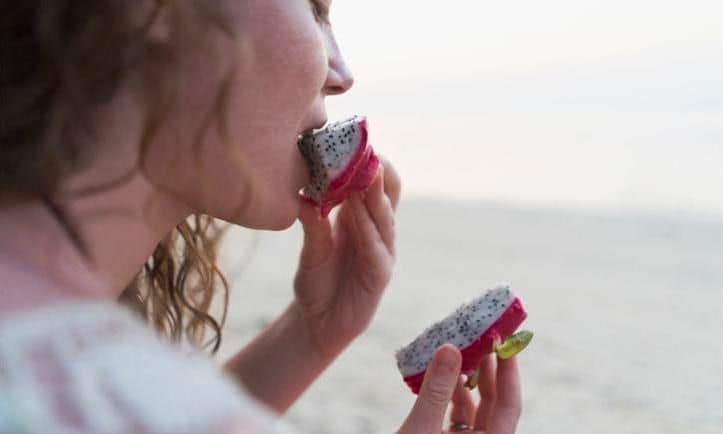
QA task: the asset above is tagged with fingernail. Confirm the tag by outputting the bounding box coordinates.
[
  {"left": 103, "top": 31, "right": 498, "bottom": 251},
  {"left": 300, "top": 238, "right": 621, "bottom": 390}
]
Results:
[{"left": 436, "top": 346, "right": 459, "bottom": 372}]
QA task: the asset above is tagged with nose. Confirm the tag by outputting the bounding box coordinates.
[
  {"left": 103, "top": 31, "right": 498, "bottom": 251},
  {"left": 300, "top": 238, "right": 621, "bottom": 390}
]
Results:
[{"left": 324, "top": 35, "right": 354, "bottom": 96}]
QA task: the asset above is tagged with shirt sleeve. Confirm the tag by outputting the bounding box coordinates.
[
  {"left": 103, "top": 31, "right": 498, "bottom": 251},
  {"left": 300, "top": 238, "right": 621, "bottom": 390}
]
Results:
[{"left": 0, "top": 301, "right": 301, "bottom": 434}]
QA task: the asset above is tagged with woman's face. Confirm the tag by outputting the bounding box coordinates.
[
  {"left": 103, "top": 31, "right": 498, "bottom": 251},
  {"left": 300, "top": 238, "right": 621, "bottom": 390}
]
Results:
[{"left": 144, "top": 0, "right": 353, "bottom": 230}]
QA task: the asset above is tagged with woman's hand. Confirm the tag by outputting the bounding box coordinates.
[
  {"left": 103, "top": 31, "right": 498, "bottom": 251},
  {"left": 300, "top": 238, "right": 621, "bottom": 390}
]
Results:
[
  {"left": 224, "top": 157, "right": 398, "bottom": 413},
  {"left": 294, "top": 156, "right": 401, "bottom": 358},
  {"left": 397, "top": 345, "right": 522, "bottom": 434}
]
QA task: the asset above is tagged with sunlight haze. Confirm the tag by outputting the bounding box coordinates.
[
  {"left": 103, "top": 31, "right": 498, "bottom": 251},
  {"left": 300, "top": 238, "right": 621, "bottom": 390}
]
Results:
[{"left": 325, "top": 0, "right": 723, "bottom": 215}]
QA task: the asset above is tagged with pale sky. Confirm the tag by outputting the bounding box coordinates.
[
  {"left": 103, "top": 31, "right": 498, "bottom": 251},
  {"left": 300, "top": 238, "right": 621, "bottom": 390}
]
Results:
[{"left": 325, "top": 0, "right": 723, "bottom": 215}]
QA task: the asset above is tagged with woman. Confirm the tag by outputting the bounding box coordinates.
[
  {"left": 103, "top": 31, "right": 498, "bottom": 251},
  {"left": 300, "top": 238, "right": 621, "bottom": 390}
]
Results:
[{"left": 0, "top": 1, "right": 521, "bottom": 433}]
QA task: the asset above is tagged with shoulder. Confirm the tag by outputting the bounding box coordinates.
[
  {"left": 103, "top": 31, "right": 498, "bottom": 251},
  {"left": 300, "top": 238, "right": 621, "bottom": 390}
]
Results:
[{"left": 0, "top": 301, "right": 299, "bottom": 434}]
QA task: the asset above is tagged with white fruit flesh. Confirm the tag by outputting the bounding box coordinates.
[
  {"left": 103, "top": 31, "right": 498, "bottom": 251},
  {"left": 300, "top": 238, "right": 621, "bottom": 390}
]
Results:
[
  {"left": 395, "top": 286, "right": 517, "bottom": 377},
  {"left": 299, "top": 116, "right": 364, "bottom": 200}
]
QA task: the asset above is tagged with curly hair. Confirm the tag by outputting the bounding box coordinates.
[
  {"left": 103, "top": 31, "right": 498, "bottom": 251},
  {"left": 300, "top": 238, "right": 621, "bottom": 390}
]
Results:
[{"left": 0, "top": 1, "right": 240, "bottom": 354}]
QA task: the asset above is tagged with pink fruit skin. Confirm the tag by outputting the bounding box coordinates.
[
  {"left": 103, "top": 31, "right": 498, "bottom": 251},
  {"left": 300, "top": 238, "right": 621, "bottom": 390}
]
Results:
[
  {"left": 304, "top": 118, "right": 380, "bottom": 217},
  {"left": 402, "top": 297, "right": 527, "bottom": 395}
]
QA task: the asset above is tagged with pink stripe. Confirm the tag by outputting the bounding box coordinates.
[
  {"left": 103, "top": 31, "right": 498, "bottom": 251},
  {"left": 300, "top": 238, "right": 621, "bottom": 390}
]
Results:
[{"left": 26, "top": 341, "right": 88, "bottom": 430}]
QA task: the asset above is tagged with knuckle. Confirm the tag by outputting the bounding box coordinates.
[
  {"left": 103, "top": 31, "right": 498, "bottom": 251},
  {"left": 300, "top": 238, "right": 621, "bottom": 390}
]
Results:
[
  {"left": 381, "top": 158, "right": 400, "bottom": 183},
  {"left": 382, "top": 195, "right": 394, "bottom": 212},
  {"left": 387, "top": 170, "right": 401, "bottom": 192},
  {"left": 479, "top": 389, "right": 497, "bottom": 402},
  {"left": 423, "top": 381, "right": 452, "bottom": 406},
  {"left": 497, "top": 403, "right": 522, "bottom": 422}
]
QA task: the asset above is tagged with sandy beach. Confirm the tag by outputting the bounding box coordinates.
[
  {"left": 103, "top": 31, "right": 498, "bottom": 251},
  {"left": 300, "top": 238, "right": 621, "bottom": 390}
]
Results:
[{"left": 216, "top": 198, "right": 722, "bottom": 434}]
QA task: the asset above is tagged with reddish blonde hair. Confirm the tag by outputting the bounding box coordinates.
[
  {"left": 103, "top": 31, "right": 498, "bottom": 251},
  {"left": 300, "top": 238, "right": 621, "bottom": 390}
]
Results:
[{"left": 0, "top": 1, "right": 241, "bottom": 354}]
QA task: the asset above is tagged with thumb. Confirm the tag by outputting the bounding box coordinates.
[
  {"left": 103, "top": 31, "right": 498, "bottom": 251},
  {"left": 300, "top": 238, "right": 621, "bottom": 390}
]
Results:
[
  {"left": 297, "top": 198, "right": 333, "bottom": 269},
  {"left": 398, "top": 344, "right": 462, "bottom": 434}
]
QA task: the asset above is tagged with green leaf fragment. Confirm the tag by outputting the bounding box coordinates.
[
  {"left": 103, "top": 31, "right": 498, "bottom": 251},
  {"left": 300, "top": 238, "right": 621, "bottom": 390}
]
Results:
[
  {"left": 494, "top": 330, "right": 534, "bottom": 359},
  {"left": 462, "top": 331, "right": 534, "bottom": 390},
  {"left": 464, "top": 368, "right": 480, "bottom": 390}
]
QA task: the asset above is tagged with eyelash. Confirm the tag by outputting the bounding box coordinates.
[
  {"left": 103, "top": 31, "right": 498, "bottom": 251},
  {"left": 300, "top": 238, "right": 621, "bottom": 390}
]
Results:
[{"left": 311, "top": 0, "right": 330, "bottom": 24}]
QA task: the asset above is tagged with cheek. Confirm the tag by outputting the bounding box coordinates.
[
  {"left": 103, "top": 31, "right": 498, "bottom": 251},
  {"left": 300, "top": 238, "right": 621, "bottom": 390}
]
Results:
[
  {"left": 245, "top": 2, "right": 327, "bottom": 107},
  {"left": 224, "top": 2, "right": 326, "bottom": 185},
  {"left": 165, "top": 1, "right": 326, "bottom": 227}
]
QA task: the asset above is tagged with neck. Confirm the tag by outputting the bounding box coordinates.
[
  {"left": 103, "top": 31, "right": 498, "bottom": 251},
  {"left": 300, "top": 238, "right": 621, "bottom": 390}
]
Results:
[
  {"left": 0, "top": 81, "right": 196, "bottom": 314},
  {"left": 0, "top": 172, "right": 192, "bottom": 314}
]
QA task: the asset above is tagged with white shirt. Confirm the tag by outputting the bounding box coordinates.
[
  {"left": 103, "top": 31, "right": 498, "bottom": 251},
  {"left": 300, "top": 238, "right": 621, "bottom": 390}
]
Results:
[{"left": 0, "top": 300, "right": 299, "bottom": 434}]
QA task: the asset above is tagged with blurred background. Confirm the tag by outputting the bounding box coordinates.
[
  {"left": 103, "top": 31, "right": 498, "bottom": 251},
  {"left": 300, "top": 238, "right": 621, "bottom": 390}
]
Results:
[{"left": 218, "top": 0, "right": 722, "bottom": 433}]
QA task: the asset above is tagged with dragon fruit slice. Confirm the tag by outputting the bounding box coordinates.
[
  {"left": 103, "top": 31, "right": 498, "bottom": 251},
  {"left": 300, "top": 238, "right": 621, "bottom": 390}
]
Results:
[
  {"left": 395, "top": 285, "right": 530, "bottom": 394},
  {"left": 297, "top": 115, "right": 380, "bottom": 217}
]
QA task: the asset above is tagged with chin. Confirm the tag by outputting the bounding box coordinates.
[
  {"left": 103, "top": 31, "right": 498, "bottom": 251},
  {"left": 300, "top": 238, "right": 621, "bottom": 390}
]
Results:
[
  {"left": 230, "top": 199, "right": 300, "bottom": 231},
  {"left": 262, "top": 213, "right": 298, "bottom": 231}
]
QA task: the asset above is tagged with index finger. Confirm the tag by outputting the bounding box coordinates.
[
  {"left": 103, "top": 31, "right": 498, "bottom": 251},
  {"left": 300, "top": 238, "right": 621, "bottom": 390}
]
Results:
[{"left": 378, "top": 155, "right": 401, "bottom": 211}]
